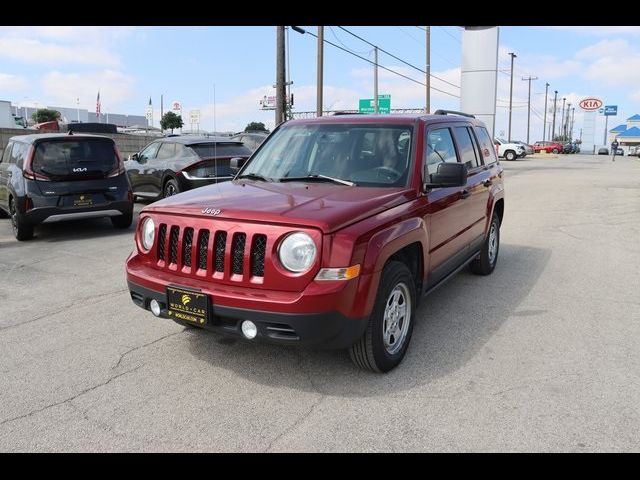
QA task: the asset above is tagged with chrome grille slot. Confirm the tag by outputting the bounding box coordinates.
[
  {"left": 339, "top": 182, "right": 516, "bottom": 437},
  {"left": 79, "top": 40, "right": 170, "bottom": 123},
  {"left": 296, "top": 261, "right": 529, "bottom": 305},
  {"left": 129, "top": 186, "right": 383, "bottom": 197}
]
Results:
[
  {"left": 197, "top": 230, "right": 209, "bottom": 270},
  {"left": 251, "top": 234, "right": 267, "bottom": 277},
  {"left": 231, "top": 233, "right": 246, "bottom": 275}
]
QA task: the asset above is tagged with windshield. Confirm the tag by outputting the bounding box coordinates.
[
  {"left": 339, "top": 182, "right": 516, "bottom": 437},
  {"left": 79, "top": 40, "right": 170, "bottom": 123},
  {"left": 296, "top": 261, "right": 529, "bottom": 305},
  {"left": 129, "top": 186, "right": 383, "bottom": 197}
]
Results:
[{"left": 240, "top": 123, "right": 413, "bottom": 187}]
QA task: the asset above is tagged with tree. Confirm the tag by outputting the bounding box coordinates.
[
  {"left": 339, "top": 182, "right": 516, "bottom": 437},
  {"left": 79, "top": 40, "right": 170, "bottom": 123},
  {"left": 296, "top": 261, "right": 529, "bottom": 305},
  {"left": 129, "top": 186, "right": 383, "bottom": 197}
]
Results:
[
  {"left": 32, "top": 108, "right": 60, "bottom": 123},
  {"left": 245, "top": 122, "right": 269, "bottom": 133},
  {"left": 160, "top": 112, "right": 184, "bottom": 133}
]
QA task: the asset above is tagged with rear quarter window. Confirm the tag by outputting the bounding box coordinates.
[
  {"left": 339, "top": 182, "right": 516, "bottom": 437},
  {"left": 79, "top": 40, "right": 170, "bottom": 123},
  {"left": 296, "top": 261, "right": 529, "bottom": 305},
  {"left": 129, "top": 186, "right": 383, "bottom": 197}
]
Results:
[{"left": 474, "top": 126, "right": 498, "bottom": 165}]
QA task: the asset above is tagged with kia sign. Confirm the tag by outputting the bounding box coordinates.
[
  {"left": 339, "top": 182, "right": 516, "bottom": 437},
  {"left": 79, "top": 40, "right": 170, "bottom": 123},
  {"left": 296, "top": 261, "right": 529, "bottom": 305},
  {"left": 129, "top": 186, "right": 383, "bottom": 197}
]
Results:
[{"left": 579, "top": 97, "right": 603, "bottom": 111}]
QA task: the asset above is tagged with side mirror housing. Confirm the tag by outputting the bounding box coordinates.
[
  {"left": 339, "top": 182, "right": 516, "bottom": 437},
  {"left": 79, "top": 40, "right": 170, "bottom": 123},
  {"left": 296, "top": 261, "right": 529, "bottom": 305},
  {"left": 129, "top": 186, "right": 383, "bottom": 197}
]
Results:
[
  {"left": 128, "top": 153, "right": 138, "bottom": 162},
  {"left": 230, "top": 157, "right": 247, "bottom": 170},
  {"left": 423, "top": 162, "right": 468, "bottom": 190}
]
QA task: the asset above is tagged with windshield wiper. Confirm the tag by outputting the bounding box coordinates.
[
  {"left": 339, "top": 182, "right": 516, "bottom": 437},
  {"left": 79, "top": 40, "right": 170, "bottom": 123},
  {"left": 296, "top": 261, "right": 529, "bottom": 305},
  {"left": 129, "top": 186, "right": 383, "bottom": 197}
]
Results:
[
  {"left": 279, "top": 174, "right": 355, "bottom": 186},
  {"left": 236, "top": 173, "right": 270, "bottom": 182}
]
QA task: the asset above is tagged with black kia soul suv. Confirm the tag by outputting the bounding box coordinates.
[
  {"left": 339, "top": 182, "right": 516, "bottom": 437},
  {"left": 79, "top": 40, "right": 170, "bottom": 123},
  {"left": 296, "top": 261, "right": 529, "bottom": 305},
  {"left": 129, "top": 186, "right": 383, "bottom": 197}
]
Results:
[{"left": 0, "top": 133, "right": 134, "bottom": 240}]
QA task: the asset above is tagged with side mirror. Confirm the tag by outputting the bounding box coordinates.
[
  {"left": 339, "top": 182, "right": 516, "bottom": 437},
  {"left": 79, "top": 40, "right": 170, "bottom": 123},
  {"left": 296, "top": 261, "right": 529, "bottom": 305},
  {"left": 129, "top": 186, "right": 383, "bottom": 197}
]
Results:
[
  {"left": 424, "top": 162, "right": 468, "bottom": 190},
  {"left": 230, "top": 157, "right": 247, "bottom": 170},
  {"left": 128, "top": 153, "right": 139, "bottom": 162}
]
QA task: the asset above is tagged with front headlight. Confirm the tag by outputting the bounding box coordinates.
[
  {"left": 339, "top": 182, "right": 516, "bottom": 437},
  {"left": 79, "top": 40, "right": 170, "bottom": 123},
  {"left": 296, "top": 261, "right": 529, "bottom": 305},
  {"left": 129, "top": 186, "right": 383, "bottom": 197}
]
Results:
[
  {"left": 278, "top": 232, "right": 317, "bottom": 273},
  {"left": 141, "top": 217, "right": 155, "bottom": 252}
]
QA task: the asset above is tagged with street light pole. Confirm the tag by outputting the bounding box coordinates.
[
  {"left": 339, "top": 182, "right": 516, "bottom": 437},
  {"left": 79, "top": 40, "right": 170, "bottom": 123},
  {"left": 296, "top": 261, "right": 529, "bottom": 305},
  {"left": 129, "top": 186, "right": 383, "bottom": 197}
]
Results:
[
  {"left": 522, "top": 75, "right": 538, "bottom": 144},
  {"left": 374, "top": 46, "right": 379, "bottom": 114},
  {"left": 276, "top": 26, "right": 286, "bottom": 126},
  {"left": 561, "top": 97, "right": 566, "bottom": 140},
  {"left": 543, "top": 83, "right": 549, "bottom": 142},
  {"left": 507, "top": 52, "right": 517, "bottom": 142},
  {"left": 564, "top": 103, "right": 571, "bottom": 139},
  {"left": 426, "top": 26, "right": 430, "bottom": 113},
  {"left": 76, "top": 98, "right": 80, "bottom": 123},
  {"left": 317, "top": 26, "right": 324, "bottom": 117},
  {"left": 551, "top": 90, "right": 558, "bottom": 140}
]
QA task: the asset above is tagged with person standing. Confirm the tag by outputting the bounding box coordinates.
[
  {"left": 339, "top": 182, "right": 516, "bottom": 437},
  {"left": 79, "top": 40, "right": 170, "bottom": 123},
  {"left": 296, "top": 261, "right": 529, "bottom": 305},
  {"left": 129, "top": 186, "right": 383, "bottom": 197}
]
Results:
[{"left": 611, "top": 138, "right": 619, "bottom": 162}]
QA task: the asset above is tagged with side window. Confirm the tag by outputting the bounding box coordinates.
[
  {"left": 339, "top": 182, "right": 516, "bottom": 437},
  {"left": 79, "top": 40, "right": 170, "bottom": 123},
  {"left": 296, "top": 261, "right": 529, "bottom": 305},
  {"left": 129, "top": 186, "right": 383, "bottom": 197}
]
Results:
[
  {"left": 453, "top": 126, "right": 480, "bottom": 169},
  {"left": 1, "top": 142, "right": 14, "bottom": 164},
  {"left": 425, "top": 127, "right": 458, "bottom": 176},
  {"left": 139, "top": 142, "right": 161, "bottom": 163},
  {"left": 11, "top": 142, "right": 26, "bottom": 166},
  {"left": 474, "top": 126, "right": 498, "bottom": 165},
  {"left": 156, "top": 142, "right": 176, "bottom": 160}
]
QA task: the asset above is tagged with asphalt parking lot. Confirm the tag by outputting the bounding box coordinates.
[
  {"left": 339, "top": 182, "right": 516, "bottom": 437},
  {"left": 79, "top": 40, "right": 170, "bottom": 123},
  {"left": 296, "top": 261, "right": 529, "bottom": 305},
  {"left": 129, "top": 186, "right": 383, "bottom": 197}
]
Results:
[{"left": 1, "top": 153, "right": 639, "bottom": 452}]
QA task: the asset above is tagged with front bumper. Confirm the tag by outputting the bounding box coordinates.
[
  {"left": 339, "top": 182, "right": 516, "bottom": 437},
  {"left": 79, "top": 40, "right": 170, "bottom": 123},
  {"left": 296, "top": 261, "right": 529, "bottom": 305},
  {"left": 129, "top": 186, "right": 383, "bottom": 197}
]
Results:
[{"left": 128, "top": 280, "right": 369, "bottom": 349}]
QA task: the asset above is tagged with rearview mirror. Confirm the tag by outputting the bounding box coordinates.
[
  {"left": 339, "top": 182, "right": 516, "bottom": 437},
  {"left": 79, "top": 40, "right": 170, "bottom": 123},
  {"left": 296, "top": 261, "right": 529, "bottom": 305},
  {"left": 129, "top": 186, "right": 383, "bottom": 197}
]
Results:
[
  {"left": 424, "top": 162, "right": 468, "bottom": 190},
  {"left": 230, "top": 157, "right": 247, "bottom": 170}
]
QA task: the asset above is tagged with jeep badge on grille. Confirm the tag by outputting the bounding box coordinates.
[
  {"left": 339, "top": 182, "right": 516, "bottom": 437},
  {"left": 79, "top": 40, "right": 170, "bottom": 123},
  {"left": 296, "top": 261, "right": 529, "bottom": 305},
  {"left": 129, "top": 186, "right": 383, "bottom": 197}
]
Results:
[{"left": 202, "top": 208, "right": 221, "bottom": 216}]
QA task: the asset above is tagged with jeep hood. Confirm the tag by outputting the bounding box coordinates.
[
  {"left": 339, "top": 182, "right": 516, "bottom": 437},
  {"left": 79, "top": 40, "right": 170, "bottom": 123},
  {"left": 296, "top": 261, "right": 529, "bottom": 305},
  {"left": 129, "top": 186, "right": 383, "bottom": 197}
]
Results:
[{"left": 144, "top": 179, "right": 416, "bottom": 233}]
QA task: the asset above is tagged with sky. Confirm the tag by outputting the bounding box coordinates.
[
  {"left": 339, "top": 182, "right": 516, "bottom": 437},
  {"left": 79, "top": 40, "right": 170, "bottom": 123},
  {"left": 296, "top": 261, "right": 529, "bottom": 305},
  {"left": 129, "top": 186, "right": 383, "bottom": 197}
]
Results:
[{"left": 1, "top": 25, "right": 639, "bottom": 141}]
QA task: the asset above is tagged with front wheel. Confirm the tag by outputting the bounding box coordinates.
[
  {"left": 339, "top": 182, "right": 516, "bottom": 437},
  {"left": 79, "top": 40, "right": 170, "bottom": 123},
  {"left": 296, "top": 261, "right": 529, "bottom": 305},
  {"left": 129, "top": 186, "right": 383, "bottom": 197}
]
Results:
[
  {"left": 163, "top": 178, "right": 180, "bottom": 198},
  {"left": 349, "top": 261, "right": 416, "bottom": 373},
  {"left": 504, "top": 150, "right": 516, "bottom": 161},
  {"left": 552, "top": 148, "right": 559, "bottom": 154},
  {"left": 9, "top": 197, "right": 34, "bottom": 241},
  {"left": 470, "top": 212, "right": 500, "bottom": 275}
]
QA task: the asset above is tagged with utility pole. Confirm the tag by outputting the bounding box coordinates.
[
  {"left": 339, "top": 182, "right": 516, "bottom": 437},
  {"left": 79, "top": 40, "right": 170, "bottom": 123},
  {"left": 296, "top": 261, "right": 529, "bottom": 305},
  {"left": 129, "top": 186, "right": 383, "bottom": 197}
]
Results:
[
  {"left": 564, "top": 103, "right": 571, "bottom": 139},
  {"left": 603, "top": 113, "right": 609, "bottom": 145},
  {"left": 76, "top": 97, "right": 80, "bottom": 123},
  {"left": 543, "top": 83, "right": 549, "bottom": 142},
  {"left": 570, "top": 107, "right": 575, "bottom": 141},
  {"left": 551, "top": 90, "right": 558, "bottom": 140},
  {"left": 276, "top": 26, "right": 286, "bottom": 126},
  {"left": 507, "top": 52, "right": 517, "bottom": 142},
  {"left": 522, "top": 75, "right": 538, "bottom": 144},
  {"left": 374, "top": 46, "right": 379, "bottom": 114},
  {"left": 426, "top": 26, "right": 430, "bottom": 113},
  {"left": 317, "top": 26, "right": 324, "bottom": 117},
  {"left": 160, "top": 94, "right": 164, "bottom": 126},
  {"left": 560, "top": 97, "right": 566, "bottom": 140}
]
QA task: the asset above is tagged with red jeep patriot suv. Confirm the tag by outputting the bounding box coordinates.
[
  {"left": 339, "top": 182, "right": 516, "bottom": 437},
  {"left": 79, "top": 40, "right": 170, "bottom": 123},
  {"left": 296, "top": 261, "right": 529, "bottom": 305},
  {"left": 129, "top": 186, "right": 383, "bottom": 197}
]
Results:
[{"left": 126, "top": 111, "right": 504, "bottom": 372}]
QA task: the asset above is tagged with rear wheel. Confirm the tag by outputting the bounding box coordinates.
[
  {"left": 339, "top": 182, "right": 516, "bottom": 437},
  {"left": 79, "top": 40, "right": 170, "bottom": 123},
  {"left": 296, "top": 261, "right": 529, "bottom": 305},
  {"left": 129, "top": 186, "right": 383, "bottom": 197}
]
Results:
[
  {"left": 470, "top": 212, "right": 500, "bottom": 275},
  {"left": 9, "top": 197, "right": 34, "bottom": 241},
  {"left": 552, "top": 148, "right": 559, "bottom": 154},
  {"left": 504, "top": 150, "right": 516, "bottom": 161},
  {"left": 163, "top": 178, "right": 180, "bottom": 198},
  {"left": 111, "top": 211, "right": 133, "bottom": 229},
  {"left": 349, "top": 261, "right": 416, "bottom": 373}
]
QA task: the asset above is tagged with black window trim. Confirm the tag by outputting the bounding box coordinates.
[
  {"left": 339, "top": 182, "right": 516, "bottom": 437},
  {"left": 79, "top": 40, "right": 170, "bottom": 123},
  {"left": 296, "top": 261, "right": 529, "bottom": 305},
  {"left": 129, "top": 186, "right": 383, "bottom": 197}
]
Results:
[{"left": 451, "top": 124, "right": 482, "bottom": 172}]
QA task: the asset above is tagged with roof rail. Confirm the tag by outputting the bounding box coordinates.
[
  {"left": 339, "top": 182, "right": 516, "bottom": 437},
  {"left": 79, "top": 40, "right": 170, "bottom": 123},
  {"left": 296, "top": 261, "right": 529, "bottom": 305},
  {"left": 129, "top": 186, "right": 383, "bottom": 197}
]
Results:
[{"left": 433, "top": 109, "right": 476, "bottom": 119}]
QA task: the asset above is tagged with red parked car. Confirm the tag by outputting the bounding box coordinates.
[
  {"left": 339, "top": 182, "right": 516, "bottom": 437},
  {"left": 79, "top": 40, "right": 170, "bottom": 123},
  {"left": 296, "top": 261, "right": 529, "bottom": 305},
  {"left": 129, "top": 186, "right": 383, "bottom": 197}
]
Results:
[
  {"left": 533, "top": 141, "right": 563, "bottom": 154},
  {"left": 126, "top": 110, "right": 505, "bottom": 372}
]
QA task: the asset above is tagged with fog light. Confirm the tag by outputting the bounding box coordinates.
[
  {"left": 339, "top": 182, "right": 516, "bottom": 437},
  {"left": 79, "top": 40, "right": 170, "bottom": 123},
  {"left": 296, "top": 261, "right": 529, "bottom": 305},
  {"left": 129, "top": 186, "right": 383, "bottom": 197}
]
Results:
[
  {"left": 241, "top": 320, "right": 258, "bottom": 339},
  {"left": 150, "top": 299, "right": 161, "bottom": 317}
]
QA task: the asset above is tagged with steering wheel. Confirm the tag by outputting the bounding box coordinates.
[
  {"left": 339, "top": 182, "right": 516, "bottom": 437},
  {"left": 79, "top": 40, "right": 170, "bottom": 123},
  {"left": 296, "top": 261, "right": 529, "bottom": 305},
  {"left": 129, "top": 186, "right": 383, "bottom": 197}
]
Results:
[{"left": 373, "top": 166, "right": 402, "bottom": 181}]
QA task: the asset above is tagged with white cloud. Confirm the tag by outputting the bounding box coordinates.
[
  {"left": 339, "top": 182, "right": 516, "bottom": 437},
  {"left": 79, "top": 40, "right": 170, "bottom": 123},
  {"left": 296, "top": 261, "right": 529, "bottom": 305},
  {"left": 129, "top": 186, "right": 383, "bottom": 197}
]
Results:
[
  {"left": 42, "top": 70, "right": 135, "bottom": 111},
  {"left": 547, "top": 26, "right": 640, "bottom": 36},
  {"left": 0, "top": 73, "right": 28, "bottom": 90},
  {"left": 0, "top": 37, "right": 121, "bottom": 67}
]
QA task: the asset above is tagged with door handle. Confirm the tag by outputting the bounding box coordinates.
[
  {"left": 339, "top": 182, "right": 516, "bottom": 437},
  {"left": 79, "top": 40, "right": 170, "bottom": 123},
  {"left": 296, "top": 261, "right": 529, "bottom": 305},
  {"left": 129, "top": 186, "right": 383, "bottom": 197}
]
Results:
[
  {"left": 483, "top": 179, "right": 492, "bottom": 187},
  {"left": 460, "top": 189, "right": 471, "bottom": 199}
]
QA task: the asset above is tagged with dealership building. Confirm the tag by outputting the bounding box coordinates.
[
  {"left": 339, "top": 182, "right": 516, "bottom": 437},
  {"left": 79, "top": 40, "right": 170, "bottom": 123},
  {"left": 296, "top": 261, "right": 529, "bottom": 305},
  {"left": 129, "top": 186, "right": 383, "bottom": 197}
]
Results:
[
  {"left": 12, "top": 104, "right": 148, "bottom": 128},
  {"left": 608, "top": 114, "right": 640, "bottom": 146}
]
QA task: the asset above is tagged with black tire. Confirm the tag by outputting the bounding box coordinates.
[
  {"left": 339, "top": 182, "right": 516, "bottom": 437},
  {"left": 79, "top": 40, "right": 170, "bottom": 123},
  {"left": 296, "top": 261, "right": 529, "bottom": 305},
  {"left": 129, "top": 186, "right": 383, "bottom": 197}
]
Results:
[
  {"left": 349, "top": 261, "right": 416, "bottom": 373},
  {"left": 470, "top": 212, "right": 500, "bottom": 275},
  {"left": 163, "top": 178, "right": 180, "bottom": 198},
  {"left": 111, "top": 211, "right": 133, "bottom": 229},
  {"left": 504, "top": 150, "right": 516, "bottom": 161},
  {"left": 9, "top": 197, "right": 34, "bottom": 241},
  {"left": 552, "top": 148, "right": 559, "bottom": 154}
]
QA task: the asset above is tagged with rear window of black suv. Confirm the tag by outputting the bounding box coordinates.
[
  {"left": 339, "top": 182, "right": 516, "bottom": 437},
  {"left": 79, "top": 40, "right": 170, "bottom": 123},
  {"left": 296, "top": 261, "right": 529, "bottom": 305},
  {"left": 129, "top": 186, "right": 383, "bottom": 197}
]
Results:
[{"left": 32, "top": 138, "right": 117, "bottom": 180}]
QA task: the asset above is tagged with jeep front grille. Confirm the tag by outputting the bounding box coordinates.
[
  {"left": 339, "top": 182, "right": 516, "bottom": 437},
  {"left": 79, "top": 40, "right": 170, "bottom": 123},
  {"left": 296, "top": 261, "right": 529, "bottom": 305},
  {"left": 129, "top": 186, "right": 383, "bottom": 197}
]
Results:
[{"left": 231, "top": 233, "right": 246, "bottom": 275}]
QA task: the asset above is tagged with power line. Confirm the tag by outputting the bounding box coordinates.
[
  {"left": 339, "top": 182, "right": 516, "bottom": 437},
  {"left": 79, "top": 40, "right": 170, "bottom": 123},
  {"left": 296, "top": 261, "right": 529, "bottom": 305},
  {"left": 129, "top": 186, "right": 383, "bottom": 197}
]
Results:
[
  {"left": 298, "top": 27, "right": 460, "bottom": 98},
  {"left": 337, "top": 26, "right": 461, "bottom": 89},
  {"left": 327, "top": 26, "right": 371, "bottom": 55},
  {"left": 437, "top": 26, "right": 462, "bottom": 44}
]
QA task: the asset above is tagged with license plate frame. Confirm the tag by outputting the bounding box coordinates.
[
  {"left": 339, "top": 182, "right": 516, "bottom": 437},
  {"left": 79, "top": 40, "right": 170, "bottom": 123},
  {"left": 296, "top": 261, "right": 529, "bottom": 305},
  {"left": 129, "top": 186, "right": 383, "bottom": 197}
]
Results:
[
  {"left": 73, "top": 194, "right": 93, "bottom": 207},
  {"left": 166, "top": 285, "right": 210, "bottom": 326}
]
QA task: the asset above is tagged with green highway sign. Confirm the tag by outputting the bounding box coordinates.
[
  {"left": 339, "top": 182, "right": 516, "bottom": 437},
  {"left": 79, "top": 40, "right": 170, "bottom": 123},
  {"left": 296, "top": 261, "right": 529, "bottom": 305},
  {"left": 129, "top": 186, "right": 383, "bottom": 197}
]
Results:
[{"left": 359, "top": 95, "right": 391, "bottom": 114}]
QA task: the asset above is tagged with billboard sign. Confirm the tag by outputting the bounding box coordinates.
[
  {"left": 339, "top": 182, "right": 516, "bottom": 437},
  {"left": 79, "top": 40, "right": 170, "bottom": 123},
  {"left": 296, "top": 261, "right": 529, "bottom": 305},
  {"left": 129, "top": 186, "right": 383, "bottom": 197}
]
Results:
[
  {"left": 604, "top": 105, "right": 618, "bottom": 116},
  {"left": 171, "top": 101, "right": 182, "bottom": 115},
  {"left": 189, "top": 110, "right": 201, "bottom": 124}
]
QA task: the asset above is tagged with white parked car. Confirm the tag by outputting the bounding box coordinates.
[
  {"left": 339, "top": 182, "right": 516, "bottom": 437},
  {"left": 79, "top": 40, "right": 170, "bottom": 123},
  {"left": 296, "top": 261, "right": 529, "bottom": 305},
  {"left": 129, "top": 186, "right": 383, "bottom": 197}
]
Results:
[{"left": 494, "top": 138, "right": 525, "bottom": 161}]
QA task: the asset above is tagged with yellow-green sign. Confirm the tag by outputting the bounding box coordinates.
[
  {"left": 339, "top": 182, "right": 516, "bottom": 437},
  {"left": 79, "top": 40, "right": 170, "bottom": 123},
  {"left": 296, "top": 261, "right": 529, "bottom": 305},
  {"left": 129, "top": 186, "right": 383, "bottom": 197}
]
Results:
[{"left": 359, "top": 94, "right": 391, "bottom": 114}]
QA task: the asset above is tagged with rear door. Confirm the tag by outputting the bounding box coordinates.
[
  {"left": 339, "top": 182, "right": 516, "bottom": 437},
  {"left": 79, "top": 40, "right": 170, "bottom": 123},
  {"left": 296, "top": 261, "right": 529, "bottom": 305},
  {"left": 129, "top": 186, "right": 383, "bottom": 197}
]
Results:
[
  {"left": 452, "top": 125, "right": 492, "bottom": 252},
  {"left": 127, "top": 141, "right": 161, "bottom": 196},
  {"left": 0, "top": 141, "right": 14, "bottom": 208}
]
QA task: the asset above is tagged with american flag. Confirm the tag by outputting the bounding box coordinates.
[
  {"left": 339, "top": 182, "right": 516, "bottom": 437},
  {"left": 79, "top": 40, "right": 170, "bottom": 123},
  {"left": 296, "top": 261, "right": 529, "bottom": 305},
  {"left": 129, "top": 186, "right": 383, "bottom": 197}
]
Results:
[{"left": 96, "top": 91, "right": 101, "bottom": 118}]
